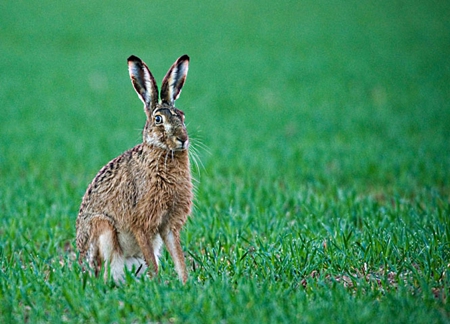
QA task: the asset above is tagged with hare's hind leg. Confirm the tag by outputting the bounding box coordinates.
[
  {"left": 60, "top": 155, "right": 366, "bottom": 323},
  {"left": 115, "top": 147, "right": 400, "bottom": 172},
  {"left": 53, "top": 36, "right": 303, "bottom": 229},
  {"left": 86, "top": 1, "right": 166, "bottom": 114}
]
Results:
[
  {"left": 162, "top": 230, "right": 187, "bottom": 284},
  {"left": 90, "top": 217, "right": 124, "bottom": 283},
  {"left": 87, "top": 238, "right": 102, "bottom": 277}
]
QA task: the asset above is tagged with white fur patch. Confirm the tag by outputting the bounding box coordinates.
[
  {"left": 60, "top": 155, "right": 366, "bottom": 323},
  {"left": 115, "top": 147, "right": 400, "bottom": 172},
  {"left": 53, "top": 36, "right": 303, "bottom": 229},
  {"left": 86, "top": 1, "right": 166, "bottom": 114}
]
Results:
[
  {"left": 99, "top": 232, "right": 114, "bottom": 261},
  {"left": 153, "top": 234, "right": 163, "bottom": 262},
  {"left": 164, "top": 124, "right": 172, "bottom": 134},
  {"left": 110, "top": 254, "right": 125, "bottom": 283},
  {"left": 146, "top": 134, "right": 166, "bottom": 149}
]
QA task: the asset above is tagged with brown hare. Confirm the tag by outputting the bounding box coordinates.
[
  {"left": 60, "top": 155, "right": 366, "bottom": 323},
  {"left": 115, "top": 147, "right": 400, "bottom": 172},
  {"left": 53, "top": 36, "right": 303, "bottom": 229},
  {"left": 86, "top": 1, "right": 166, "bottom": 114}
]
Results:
[{"left": 76, "top": 55, "right": 193, "bottom": 284}]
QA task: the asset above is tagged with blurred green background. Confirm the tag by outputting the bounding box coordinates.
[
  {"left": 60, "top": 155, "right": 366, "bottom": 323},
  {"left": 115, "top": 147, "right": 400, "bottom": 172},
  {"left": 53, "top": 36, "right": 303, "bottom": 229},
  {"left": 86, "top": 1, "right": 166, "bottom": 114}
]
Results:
[
  {"left": 0, "top": 0, "right": 449, "bottom": 322},
  {"left": 1, "top": 0, "right": 449, "bottom": 194}
]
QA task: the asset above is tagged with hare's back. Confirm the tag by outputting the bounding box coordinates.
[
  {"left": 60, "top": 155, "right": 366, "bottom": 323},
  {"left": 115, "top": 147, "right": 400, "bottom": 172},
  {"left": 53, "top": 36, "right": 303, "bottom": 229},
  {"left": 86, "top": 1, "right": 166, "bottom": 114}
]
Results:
[{"left": 78, "top": 145, "right": 147, "bottom": 215}]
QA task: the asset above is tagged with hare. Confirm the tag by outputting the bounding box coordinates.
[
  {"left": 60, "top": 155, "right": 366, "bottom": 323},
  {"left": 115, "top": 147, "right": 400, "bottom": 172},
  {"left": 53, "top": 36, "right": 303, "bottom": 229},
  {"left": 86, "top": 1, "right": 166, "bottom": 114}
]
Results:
[{"left": 76, "top": 54, "right": 193, "bottom": 284}]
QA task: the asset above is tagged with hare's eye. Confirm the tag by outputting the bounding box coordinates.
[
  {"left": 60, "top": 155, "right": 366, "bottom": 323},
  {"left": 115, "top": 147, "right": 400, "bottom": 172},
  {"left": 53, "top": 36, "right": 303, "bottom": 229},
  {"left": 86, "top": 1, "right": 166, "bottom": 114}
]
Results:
[{"left": 154, "top": 115, "right": 163, "bottom": 124}]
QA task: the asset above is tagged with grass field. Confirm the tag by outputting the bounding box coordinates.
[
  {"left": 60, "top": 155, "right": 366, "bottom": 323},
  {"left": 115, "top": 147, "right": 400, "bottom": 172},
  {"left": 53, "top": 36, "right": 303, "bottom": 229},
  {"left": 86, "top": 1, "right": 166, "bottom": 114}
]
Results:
[{"left": 1, "top": 0, "right": 449, "bottom": 322}]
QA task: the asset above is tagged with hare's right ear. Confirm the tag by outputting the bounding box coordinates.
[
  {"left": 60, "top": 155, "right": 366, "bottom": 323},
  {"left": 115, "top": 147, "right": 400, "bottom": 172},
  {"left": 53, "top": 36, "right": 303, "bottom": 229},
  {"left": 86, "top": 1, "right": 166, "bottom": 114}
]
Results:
[{"left": 128, "top": 55, "right": 159, "bottom": 116}]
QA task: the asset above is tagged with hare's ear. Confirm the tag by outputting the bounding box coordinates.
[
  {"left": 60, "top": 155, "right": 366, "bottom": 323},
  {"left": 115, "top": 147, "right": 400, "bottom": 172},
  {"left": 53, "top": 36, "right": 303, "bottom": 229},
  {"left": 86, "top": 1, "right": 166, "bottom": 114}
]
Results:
[
  {"left": 128, "top": 55, "right": 159, "bottom": 116},
  {"left": 160, "top": 55, "right": 189, "bottom": 105}
]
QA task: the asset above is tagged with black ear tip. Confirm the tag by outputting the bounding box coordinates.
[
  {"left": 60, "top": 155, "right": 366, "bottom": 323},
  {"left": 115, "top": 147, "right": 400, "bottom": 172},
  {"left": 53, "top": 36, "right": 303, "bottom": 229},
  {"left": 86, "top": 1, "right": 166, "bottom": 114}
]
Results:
[
  {"left": 180, "top": 54, "right": 190, "bottom": 61},
  {"left": 128, "top": 55, "right": 141, "bottom": 63}
]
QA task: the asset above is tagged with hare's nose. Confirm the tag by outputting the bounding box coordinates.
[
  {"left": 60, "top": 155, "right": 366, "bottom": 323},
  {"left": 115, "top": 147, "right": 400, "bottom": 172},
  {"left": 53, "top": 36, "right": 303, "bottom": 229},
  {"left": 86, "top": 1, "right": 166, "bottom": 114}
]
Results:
[{"left": 176, "top": 138, "right": 189, "bottom": 149}]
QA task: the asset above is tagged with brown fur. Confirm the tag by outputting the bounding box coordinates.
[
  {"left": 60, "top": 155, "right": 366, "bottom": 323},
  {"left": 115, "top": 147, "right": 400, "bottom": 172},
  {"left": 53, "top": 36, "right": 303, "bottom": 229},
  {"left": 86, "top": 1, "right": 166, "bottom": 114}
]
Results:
[{"left": 76, "top": 55, "right": 193, "bottom": 283}]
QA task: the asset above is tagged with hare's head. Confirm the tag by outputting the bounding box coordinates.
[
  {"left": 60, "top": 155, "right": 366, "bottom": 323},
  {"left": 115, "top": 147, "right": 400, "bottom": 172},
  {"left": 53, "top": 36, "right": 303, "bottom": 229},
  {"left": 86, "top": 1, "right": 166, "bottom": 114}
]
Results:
[{"left": 128, "top": 55, "right": 190, "bottom": 151}]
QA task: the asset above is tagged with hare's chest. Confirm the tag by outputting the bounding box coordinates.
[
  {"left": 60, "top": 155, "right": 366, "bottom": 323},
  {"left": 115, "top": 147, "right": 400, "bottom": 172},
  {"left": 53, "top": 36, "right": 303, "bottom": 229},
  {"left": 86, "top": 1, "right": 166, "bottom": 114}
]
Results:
[
  {"left": 133, "top": 174, "right": 185, "bottom": 216},
  {"left": 153, "top": 175, "right": 192, "bottom": 223}
]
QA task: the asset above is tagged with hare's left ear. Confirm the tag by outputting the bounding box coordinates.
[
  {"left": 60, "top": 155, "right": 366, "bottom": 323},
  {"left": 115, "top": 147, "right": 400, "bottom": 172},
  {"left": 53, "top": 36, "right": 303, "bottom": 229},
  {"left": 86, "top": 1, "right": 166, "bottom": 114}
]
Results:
[
  {"left": 160, "top": 55, "right": 190, "bottom": 105},
  {"left": 128, "top": 55, "right": 159, "bottom": 116}
]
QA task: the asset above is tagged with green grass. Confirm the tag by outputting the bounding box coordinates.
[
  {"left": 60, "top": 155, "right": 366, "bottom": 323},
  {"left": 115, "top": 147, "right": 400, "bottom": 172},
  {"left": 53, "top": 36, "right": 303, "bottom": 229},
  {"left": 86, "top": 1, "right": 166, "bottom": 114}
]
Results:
[{"left": 1, "top": 0, "right": 449, "bottom": 322}]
